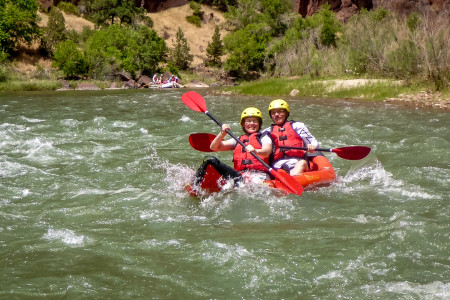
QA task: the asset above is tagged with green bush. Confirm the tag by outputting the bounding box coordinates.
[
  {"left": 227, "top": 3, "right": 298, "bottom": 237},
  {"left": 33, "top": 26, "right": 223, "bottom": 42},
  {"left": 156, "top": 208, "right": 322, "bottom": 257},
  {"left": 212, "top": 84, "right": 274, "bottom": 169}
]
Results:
[
  {"left": 84, "top": 24, "right": 167, "bottom": 79},
  {"left": 40, "top": 7, "right": 66, "bottom": 56},
  {"left": 0, "top": 65, "right": 8, "bottom": 82},
  {"left": 0, "top": 0, "right": 41, "bottom": 54},
  {"left": 57, "top": 1, "right": 80, "bottom": 16},
  {"left": 224, "top": 23, "right": 272, "bottom": 76},
  {"left": 186, "top": 15, "right": 202, "bottom": 27},
  {"left": 52, "top": 40, "right": 87, "bottom": 78},
  {"left": 387, "top": 39, "right": 420, "bottom": 78}
]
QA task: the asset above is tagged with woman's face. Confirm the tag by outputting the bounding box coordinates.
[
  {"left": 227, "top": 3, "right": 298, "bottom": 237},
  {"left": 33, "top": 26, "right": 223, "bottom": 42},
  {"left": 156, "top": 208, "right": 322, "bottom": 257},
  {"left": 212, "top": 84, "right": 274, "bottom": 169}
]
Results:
[
  {"left": 270, "top": 108, "right": 287, "bottom": 125},
  {"left": 243, "top": 117, "right": 260, "bottom": 133}
]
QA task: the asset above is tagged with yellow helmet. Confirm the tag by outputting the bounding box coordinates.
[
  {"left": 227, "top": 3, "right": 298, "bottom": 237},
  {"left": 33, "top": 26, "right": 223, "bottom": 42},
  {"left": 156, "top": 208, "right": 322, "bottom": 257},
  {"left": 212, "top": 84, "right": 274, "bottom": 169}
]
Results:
[
  {"left": 268, "top": 99, "right": 290, "bottom": 114},
  {"left": 240, "top": 107, "right": 263, "bottom": 125}
]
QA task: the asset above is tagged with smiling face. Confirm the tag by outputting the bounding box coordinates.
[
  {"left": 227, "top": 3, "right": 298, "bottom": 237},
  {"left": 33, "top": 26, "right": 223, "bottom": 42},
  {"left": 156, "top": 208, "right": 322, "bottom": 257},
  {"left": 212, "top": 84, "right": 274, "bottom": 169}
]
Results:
[
  {"left": 270, "top": 108, "right": 288, "bottom": 125},
  {"left": 242, "top": 117, "right": 260, "bottom": 134}
]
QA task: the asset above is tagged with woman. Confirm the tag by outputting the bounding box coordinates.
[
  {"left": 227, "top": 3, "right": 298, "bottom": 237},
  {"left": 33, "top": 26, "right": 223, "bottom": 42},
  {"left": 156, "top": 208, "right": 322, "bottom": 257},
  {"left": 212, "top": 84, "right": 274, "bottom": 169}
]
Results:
[
  {"left": 209, "top": 107, "right": 274, "bottom": 184},
  {"left": 262, "top": 99, "right": 318, "bottom": 175}
]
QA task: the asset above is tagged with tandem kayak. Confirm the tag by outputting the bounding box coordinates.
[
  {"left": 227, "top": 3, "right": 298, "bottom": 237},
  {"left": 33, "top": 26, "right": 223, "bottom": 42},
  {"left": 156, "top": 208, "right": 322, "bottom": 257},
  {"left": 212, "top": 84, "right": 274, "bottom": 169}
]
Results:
[{"left": 186, "top": 154, "right": 336, "bottom": 197}]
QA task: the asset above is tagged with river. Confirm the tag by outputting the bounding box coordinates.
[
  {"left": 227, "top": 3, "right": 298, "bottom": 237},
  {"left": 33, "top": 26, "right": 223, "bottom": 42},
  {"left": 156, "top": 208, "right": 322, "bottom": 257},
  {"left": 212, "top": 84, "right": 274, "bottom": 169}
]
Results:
[{"left": 1, "top": 89, "right": 448, "bottom": 299}]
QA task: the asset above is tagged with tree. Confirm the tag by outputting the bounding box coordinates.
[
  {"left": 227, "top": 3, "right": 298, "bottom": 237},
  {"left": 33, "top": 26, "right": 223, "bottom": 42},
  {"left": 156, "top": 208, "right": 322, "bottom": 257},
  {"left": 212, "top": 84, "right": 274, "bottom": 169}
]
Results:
[
  {"left": 206, "top": 26, "right": 223, "bottom": 67},
  {"left": 0, "top": 0, "right": 41, "bottom": 54},
  {"left": 91, "top": 0, "right": 146, "bottom": 27},
  {"left": 84, "top": 24, "right": 167, "bottom": 79},
  {"left": 40, "top": 7, "right": 66, "bottom": 56},
  {"left": 224, "top": 23, "right": 272, "bottom": 76},
  {"left": 223, "top": 0, "right": 293, "bottom": 77},
  {"left": 170, "top": 27, "right": 193, "bottom": 70},
  {"left": 52, "top": 40, "right": 87, "bottom": 78}
]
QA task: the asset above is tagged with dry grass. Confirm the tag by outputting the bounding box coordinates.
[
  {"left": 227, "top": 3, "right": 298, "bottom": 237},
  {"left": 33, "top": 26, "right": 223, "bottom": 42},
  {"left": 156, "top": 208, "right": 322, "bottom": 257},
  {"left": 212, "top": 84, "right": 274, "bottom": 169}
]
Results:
[
  {"left": 149, "top": 4, "right": 227, "bottom": 67},
  {"left": 37, "top": 11, "right": 95, "bottom": 31},
  {"left": 14, "top": 12, "right": 95, "bottom": 75}
]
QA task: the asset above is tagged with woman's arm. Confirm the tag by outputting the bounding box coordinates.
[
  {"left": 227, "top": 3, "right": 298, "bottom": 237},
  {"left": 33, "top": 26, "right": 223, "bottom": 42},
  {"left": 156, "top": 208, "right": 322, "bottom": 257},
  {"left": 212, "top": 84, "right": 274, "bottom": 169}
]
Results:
[{"left": 210, "top": 124, "right": 235, "bottom": 151}]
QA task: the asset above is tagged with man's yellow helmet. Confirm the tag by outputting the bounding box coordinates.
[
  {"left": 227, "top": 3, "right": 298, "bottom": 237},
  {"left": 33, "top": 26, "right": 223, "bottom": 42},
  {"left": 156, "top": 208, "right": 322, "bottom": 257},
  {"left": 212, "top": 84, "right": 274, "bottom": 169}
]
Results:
[
  {"left": 240, "top": 107, "right": 263, "bottom": 125},
  {"left": 268, "top": 99, "right": 290, "bottom": 114}
]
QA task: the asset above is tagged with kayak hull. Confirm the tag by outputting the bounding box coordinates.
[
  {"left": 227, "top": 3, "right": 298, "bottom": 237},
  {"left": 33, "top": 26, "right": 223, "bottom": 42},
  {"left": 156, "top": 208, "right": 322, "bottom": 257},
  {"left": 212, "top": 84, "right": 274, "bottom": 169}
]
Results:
[
  {"left": 264, "top": 156, "right": 336, "bottom": 195},
  {"left": 186, "top": 155, "right": 336, "bottom": 197}
]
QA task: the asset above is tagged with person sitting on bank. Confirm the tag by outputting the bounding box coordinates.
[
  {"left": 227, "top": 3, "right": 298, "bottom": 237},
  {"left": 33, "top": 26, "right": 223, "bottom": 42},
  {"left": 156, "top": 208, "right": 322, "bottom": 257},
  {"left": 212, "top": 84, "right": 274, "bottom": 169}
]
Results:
[
  {"left": 262, "top": 99, "right": 318, "bottom": 175},
  {"left": 209, "top": 107, "right": 274, "bottom": 184}
]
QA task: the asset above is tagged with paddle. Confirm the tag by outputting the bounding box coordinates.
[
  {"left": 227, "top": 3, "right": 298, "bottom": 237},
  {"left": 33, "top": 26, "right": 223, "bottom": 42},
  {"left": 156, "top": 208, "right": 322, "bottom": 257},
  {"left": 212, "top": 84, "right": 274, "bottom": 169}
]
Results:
[
  {"left": 279, "top": 146, "right": 371, "bottom": 160},
  {"left": 189, "top": 133, "right": 371, "bottom": 160},
  {"left": 189, "top": 133, "right": 215, "bottom": 152},
  {"left": 181, "top": 91, "right": 303, "bottom": 196}
]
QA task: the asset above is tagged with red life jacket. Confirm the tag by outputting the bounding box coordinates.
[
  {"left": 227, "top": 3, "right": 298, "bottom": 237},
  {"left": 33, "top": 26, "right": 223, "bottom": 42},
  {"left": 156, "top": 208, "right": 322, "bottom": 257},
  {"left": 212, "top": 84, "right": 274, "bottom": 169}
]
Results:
[
  {"left": 233, "top": 133, "right": 270, "bottom": 172},
  {"left": 271, "top": 121, "right": 305, "bottom": 160}
]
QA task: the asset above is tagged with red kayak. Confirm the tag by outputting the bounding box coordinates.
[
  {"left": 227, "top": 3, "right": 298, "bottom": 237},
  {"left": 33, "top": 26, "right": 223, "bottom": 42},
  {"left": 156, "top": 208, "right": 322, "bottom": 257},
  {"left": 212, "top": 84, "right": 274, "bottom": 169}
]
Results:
[{"left": 186, "top": 155, "right": 336, "bottom": 197}]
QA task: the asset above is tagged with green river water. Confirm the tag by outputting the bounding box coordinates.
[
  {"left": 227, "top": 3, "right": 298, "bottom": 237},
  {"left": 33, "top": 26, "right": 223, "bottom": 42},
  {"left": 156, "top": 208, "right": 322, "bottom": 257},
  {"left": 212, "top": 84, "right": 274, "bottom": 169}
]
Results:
[{"left": 1, "top": 89, "right": 448, "bottom": 299}]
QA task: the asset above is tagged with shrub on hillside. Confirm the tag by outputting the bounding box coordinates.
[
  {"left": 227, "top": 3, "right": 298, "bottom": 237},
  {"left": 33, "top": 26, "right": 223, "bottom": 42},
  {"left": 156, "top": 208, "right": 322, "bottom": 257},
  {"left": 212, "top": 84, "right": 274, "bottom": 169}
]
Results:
[
  {"left": 84, "top": 25, "right": 167, "bottom": 79},
  {"left": 223, "top": 0, "right": 293, "bottom": 77},
  {"left": 0, "top": 65, "right": 8, "bottom": 82},
  {"left": 0, "top": 0, "right": 41, "bottom": 54},
  {"left": 57, "top": 1, "right": 80, "bottom": 16},
  {"left": 40, "top": 7, "right": 66, "bottom": 56},
  {"left": 186, "top": 15, "right": 202, "bottom": 27},
  {"left": 91, "top": 0, "right": 146, "bottom": 27},
  {"left": 52, "top": 40, "right": 87, "bottom": 78},
  {"left": 224, "top": 23, "right": 272, "bottom": 77}
]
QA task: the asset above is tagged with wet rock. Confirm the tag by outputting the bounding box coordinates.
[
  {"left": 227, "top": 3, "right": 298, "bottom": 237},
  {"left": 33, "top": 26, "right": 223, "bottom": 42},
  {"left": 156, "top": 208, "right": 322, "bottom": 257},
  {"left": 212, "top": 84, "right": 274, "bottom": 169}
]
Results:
[
  {"left": 118, "top": 70, "right": 133, "bottom": 82},
  {"left": 290, "top": 89, "right": 300, "bottom": 96},
  {"left": 57, "top": 80, "right": 72, "bottom": 91},
  {"left": 138, "top": 75, "right": 152, "bottom": 87},
  {"left": 106, "top": 82, "right": 121, "bottom": 90},
  {"left": 123, "top": 79, "right": 137, "bottom": 89}
]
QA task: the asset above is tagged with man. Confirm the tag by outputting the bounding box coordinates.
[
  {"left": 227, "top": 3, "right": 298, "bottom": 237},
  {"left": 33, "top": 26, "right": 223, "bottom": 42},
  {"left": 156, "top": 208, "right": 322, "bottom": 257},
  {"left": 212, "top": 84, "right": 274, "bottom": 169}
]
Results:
[{"left": 262, "top": 99, "right": 318, "bottom": 175}]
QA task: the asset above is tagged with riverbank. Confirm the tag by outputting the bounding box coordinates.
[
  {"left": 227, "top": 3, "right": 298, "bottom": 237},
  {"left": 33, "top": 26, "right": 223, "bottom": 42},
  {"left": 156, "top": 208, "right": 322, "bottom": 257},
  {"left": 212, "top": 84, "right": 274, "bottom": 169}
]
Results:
[
  {"left": 223, "top": 77, "right": 449, "bottom": 110},
  {"left": 0, "top": 76, "right": 448, "bottom": 110}
]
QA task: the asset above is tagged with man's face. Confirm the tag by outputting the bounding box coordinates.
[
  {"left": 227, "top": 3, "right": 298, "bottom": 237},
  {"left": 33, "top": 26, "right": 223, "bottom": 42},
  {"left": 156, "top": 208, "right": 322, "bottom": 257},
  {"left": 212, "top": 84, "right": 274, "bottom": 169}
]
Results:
[{"left": 270, "top": 108, "right": 287, "bottom": 125}]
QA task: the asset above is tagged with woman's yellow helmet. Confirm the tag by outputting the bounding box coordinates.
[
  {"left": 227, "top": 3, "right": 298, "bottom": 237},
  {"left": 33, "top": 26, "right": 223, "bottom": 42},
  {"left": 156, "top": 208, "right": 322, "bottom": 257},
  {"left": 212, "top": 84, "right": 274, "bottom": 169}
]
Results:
[
  {"left": 240, "top": 107, "right": 263, "bottom": 126},
  {"left": 268, "top": 99, "right": 290, "bottom": 114}
]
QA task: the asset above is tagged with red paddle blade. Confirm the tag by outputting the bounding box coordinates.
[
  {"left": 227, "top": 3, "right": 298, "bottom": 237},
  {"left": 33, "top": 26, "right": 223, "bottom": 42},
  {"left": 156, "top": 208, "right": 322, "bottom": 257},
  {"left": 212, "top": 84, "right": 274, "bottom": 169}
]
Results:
[
  {"left": 269, "top": 169, "right": 303, "bottom": 196},
  {"left": 189, "top": 133, "right": 216, "bottom": 152},
  {"left": 181, "top": 91, "right": 207, "bottom": 113},
  {"left": 332, "top": 146, "right": 371, "bottom": 160}
]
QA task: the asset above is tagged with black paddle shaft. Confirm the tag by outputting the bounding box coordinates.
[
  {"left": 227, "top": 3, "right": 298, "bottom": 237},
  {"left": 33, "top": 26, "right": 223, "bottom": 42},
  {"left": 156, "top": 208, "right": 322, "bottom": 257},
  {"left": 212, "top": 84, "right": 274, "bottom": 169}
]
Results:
[{"left": 205, "top": 111, "right": 273, "bottom": 170}]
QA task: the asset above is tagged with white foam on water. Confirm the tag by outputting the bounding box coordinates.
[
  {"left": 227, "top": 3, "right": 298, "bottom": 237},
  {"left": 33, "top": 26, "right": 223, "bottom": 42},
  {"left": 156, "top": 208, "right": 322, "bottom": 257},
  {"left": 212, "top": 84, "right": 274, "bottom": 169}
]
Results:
[
  {"left": 179, "top": 115, "right": 194, "bottom": 122},
  {"left": 341, "top": 159, "right": 440, "bottom": 200},
  {"left": 112, "top": 121, "right": 135, "bottom": 128},
  {"left": 60, "top": 118, "right": 81, "bottom": 127},
  {"left": 364, "top": 281, "right": 450, "bottom": 299},
  {"left": 20, "top": 116, "right": 45, "bottom": 123},
  {"left": 43, "top": 228, "right": 87, "bottom": 246},
  {"left": 23, "top": 137, "right": 55, "bottom": 162}
]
